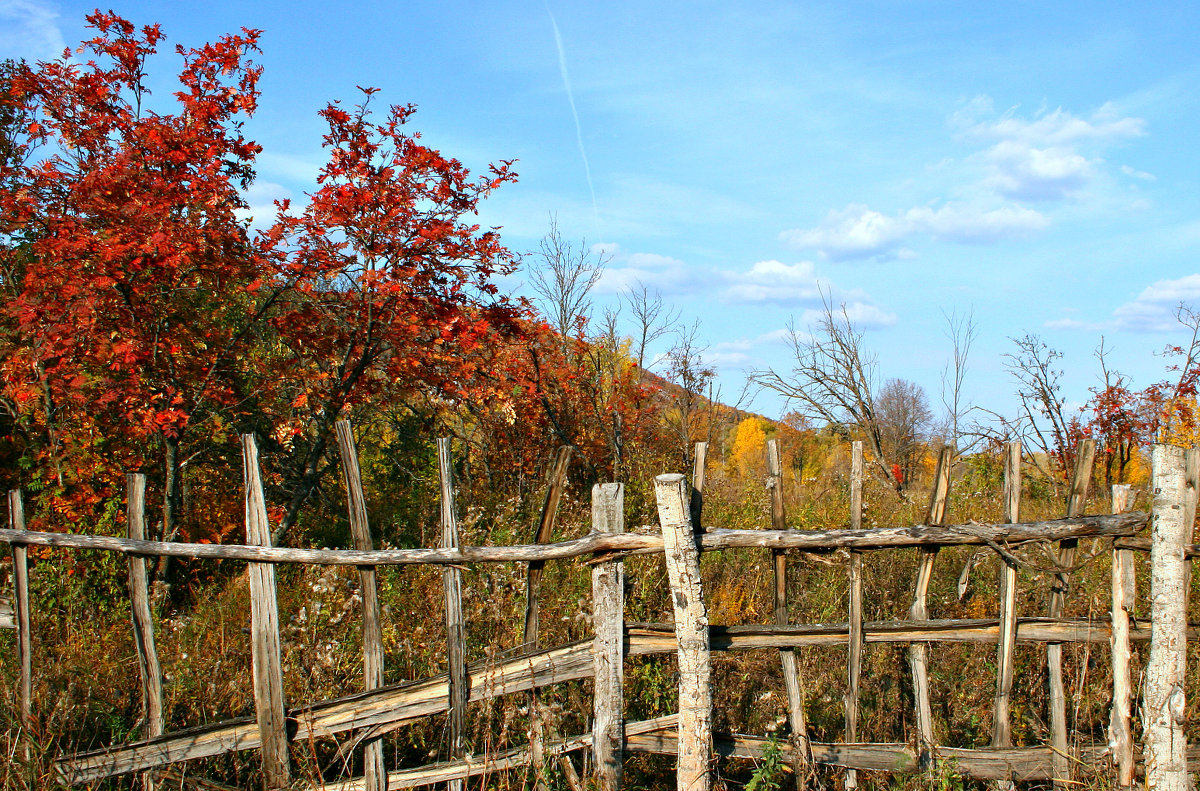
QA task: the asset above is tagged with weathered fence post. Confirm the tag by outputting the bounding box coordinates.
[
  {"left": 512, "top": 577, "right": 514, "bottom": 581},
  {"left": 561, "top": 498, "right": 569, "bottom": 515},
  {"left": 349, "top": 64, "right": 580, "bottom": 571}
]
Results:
[
  {"left": 523, "top": 445, "right": 573, "bottom": 788},
  {"left": 990, "top": 441, "right": 1021, "bottom": 791},
  {"left": 690, "top": 442, "right": 708, "bottom": 531},
  {"left": 126, "top": 474, "right": 164, "bottom": 791},
  {"left": 1108, "top": 482, "right": 1136, "bottom": 789},
  {"left": 655, "top": 474, "right": 712, "bottom": 791},
  {"left": 335, "top": 420, "right": 386, "bottom": 791},
  {"left": 8, "top": 489, "right": 32, "bottom": 766},
  {"left": 437, "top": 438, "right": 468, "bottom": 791},
  {"left": 845, "top": 441, "right": 864, "bottom": 791},
  {"left": 908, "top": 445, "right": 952, "bottom": 762},
  {"left": 240, "top": 435, "right": 290, "bottom": 790},
  {"left": 1046, "top": 439, "right": 1096, "bottom": 789},
  {"left": 592, "top": 482, "right": 625, "bottom": 791},
  {"left": 767, "top": 438, "right": 809, "bottom": 784},
  {"left": 1143, "top": 444, "right": 1191, "bottom": 791}
]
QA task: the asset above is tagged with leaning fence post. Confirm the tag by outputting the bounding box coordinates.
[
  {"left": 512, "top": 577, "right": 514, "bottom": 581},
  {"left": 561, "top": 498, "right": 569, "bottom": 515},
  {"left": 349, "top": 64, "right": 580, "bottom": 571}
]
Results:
[
  {"left": 591, "top": 482, "right": 625, "bottom": 791},
  {"left": 655, "top": 474, "right": 712, "bottom": 791},
  {"left": 1108, "top": 482, "right": 1136, "bottom": 789},
  {"left": 8, "top": 489, "right": 32, "bottom": 766},
  {"left": 437, "top": 438, "right": 468, "bottom": 791},
  {"left": 1046, "top": 439, "right": 1096, "bottom": 789},
  {"left": 767, "top": 438, "right": 809, "bottom": 783},
  {"left": 908, "top": 445, "right": 952, "bottom": 763},
  {"left": 126, "top": 474, "right": 164, "bottom": 791},
  {"left": 990, "top": 441, "right": 1021, "bottom": 791},
  {"left": 1143, "top": 444, "right": 1191, "bottom": 791},
  {"left": 240, "top": 435, "right": 290, "bottom": 790},
  {"left": 335, "top": 420, "right": 386, "bottom": 791},
  {"left": 845, "top": 441, "right": 864, "bottom": 791}
]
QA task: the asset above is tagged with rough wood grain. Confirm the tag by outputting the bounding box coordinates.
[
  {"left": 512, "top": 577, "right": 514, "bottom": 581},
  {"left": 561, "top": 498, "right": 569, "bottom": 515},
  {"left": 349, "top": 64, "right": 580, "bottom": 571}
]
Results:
[
  {"left": 1047, "top": 439, "right": 1095, "bottom": 788},
  {"left": 655, "top": 474, "right": 712, "bottom": 791},
  {"left": 591, "top": 483, "right": 625, "bottom": 791},
  {"left": 241, "top": 435, "right": 290, "bottom": 789},
  {"left": 909, "top": 446, "right": 951, "bottom": 760},
  {"left": 334, "top": 421, "right": 385, "bottom": 791},
  {"left": 768, "top": 438, "right": 809, "bottom": 782},
  {"left": 846, "top": 441, "right": 864, "bottom": 791},
  {"left": 1144, "top": 444, "right": 1190, "bottom": 791},
  {"left": 437, "top": 438, "right": 467, "bottom": 791},
  {"left": 1109, "top": 483, "right": 1136, "bottom": 789},
  {"left": 690, "top": 442, "right": 707, "bottom": 531},
  {"left": 0, "top": 512, "right": 1150, "bottom": 565},
  {"left": 0, "top": 595, "right": 13, "bottom": 629},
  {"left": 127, "top": 475, "right": 164, "bottom": 791},
  {"left": 991, "top": 440, "right": 1021, "bottom": 789},
  {"left": 9, "top": 489, "right": 31, "bottom": 766}
]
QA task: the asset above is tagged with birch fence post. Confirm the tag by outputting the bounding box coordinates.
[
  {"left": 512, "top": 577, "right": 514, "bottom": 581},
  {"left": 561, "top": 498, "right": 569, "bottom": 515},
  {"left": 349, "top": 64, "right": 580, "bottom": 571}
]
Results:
[
  {"left": 1108, "top": 482, "right": 1135, "bottom": 789},
  {"left": 592, "top": 482, "right": 625, "bottom": 791},
  {"left": 845, "top": 441, "right": 864, "bottom": 791},
  {"left": 126, "top": 474, "right": 164, "bottom": 791},
  {"left": 240, "top": 434, "right": 290, "bottom": 790},
  {"left": 767, "top": 438, "right": 810, "bottom": 784},
  {"left": 523, "top": 445, "right": 573, "bottom": 789},
  {"left": 908, "top": 445, "right": 952, "bottom": 764},
  {"left": 1143, "top": 444, "right": 1190, "bottom": 791},
  {"left": 1046, "top": 439, "right": 1095, "bottom": 789},
  {"left": 990, "top": 441, "right": 1021, "bottom": 791},
  {"left": 655, "top": 474, "right": 712, "bottom": 791},
  {"left": 9, "top": 489, "right": 31, "bottom": 766},
  {"left": 437, "top": 438, "right": 468, "bottom": 791},
  {"left": 335, "top": 420, "right": 386, "bottom": 791}
]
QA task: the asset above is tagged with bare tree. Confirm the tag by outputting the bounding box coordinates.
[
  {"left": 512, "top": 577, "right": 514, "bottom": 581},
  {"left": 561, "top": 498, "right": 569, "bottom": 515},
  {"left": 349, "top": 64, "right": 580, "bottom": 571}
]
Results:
[
  {"left": 876, "top": 378, "right": 933, "bottom": 488},
  {"left": 751, "top": 290, "right": 900, "bottom": 490},
  {"left": 623, "top": 281, "right": 679, "bottom": 372},
  {"left": 939, "top": 309, "right": 978, "bottom": 451},
  {"left": 663, "top": 320, "right": 717, "bottom": 471},
  {"left": 528, "top": 215, "right": 606, "bottom": 343},
  {"left": 1004, "top": 334, "right": 1075, "bottom": 478}
]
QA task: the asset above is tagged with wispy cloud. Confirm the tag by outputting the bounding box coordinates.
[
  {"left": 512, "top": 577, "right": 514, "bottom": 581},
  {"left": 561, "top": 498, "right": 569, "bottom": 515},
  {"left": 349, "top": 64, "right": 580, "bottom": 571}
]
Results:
[
  {"left": 0, "top": 0, "right": 66, "bottom": 61},
  {"left": 545, "top": 3, "right": 598, "bottom": 225},
  {"left": 1047, "top": 274, "right": 1200, "bottom": 334}
]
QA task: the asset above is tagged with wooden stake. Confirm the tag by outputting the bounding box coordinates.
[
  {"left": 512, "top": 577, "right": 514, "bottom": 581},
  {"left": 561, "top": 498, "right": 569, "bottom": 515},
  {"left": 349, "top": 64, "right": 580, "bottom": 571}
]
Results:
[
  {"left": 437, "top": 438, "right": 468, "bottom": 791},
  {"left": 1143, "top": 445, "right": 1190, "bottom": 791},
  {"left": 909, "top": 446, "right": 952, "bottom": 762},
  {"left": 9, "top": 489, "right": 31, "bottom": 766},
  {"left": 846, "top": 441, "right": 864, "bottom": 791},
  {"left": 1046, "top": 439, "right": 1095, "bottom": 789},
  {"left": 654, "top": 474, "right": 712, "bottom": 791},
  {"left": 767, "top": 439, "right": 809, "bottom": 784},
  {"left": 690, "top": 442, "right": 708, "bottom": 532},
  {"left": 240, "top": 435, "right": 290, "bottom": 790},
  {"left": 335, "top": 421, "right": 386, "bottom": 791},
  {"left": 127, "top": 475, "right": 164, "bottom": 791},
  {"left": 1108, "top": 483, "right": 1136, "bottom": 789},
  {"left": 990, "top": 441, "right": 1021, "bottom": 791},
  {"left": 592, "top": 483, "right": 625, "bottom": 791}
]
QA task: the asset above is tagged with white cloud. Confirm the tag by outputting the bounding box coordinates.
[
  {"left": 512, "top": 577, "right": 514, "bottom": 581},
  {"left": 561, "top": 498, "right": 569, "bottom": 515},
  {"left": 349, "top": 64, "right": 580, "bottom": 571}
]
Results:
[
  {"left": 722, "top": 259, "right": 822, "bottom": 304},
  {"left": 985, "top": 141, "right": 1093, "bottom": 201},
  {"left": 1120, "top": 164, "right": 1156, "bottom": 182},
  {"left": 781, "top": 202, "right": 1048, "bottom": 260},
  {"left": 798, "top": 301, "right": 897, "bottom": 329},
  {"left": 591, "top": 242, "right": 702, "bottom": 295},
  {"left": 0, "top": 0, "right": 65, "bottom": 61},
  {"left": 953, "top": 99, "right": 1146, "bottom": 147},
  {"left": 237, "top": 181, "right": 294, "bottom": 229},
  {"left": 1113, "top": 274, "right": 1200, "bottom": 332}
]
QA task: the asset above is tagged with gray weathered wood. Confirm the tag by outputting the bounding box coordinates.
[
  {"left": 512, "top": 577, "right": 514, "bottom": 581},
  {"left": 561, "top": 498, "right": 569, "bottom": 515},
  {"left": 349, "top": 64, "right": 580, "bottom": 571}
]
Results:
[
  {"left": 690, "top": 441, "right": 708, "bottom": 531},
  {"left": 0, "top": 596, "right": 13, "bottom": 629},
  {"left": 1108, "top": 483, "right": 1136, "bottom": 789},
  {"left": 334, "top": 420, "right": 386, "bottom": 791},
  {"left": 591, "top": 483, "right": 625, "bottom": 791},
  {"left": 0, "top": 512, "right": 1149, "bottom": 566},
  {"left": 655, "top": 474, "right": 712, "bottom": 791},
  {"left": 241, "top": 435, "right": 290, "bottom": 789},
  {"left": 127, "top": 474, "right": 164, "bottom": 791},
  {"left": 9, "top": 489, "right": 32, "bottom": 766},
  {"left": 991, "top": 440, "right": 1021, "bottom": 785},
  {"left": 1046, "top": 439, "right": 1095, "bottom": 789},
  {"left": 909, "top": 446, "right": 951, "bottom": 759},
  {"left": 437, "top": 437, "right": 467, "bottom": 791},
  {"left": 846, "top": 440, "right": 864, "bottom": 791},
  {"left": 768, "top": 438, "right": 809, "bottom": 783},
  {"left": 1143, "top": 444, "right": 1191, "bottom": 791}
]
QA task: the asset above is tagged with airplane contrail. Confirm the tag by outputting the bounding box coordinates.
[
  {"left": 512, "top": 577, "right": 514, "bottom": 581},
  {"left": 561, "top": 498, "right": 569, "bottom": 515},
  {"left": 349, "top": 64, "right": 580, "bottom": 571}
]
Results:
[{"left": 545, "top": 3, "right": 599, "bottom": 225}]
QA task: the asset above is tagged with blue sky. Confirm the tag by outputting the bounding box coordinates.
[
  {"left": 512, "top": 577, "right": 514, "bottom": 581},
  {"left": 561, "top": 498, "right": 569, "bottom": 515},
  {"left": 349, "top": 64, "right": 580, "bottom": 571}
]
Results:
[{"left": 5, "top": 1, "right": 1200, "bottom": 426}]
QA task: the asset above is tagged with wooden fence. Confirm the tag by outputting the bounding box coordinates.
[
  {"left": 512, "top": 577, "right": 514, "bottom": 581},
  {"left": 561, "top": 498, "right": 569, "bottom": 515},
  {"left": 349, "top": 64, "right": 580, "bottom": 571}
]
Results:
[{"left": 1, "top": 426, "right": 1196, "bottom": 790}]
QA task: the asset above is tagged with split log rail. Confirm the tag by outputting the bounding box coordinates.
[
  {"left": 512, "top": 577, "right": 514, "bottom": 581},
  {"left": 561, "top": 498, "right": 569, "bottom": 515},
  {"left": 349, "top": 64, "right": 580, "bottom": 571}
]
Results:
[{"left": 1, "top": 431, "right": 1196, "bottom": 790}]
